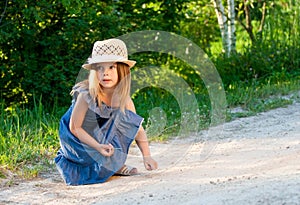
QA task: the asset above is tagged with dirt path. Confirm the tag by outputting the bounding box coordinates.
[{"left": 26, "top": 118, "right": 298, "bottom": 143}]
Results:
[{"left": 1, "top": 99, "right": 300, "bottom": 205}]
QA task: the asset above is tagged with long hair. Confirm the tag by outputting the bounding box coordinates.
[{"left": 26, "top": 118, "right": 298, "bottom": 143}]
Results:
[{"left": 73, "top": 63, "right": 131, "bottom": 112}]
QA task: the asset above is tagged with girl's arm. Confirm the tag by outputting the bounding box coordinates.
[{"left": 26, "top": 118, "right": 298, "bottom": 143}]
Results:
[
  {"left": 126, "top": 98, "right": 158, "bottom": 170},
  {"left": 135, "top": 126, "right": 158, "bottom": 170},
  {"left": 69, "top": 93, "right": 114, "bottom": 157}
]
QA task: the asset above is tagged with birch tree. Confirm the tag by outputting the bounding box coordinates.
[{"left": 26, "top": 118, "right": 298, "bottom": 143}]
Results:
[{"left": 212, "top": 0, "right": 236, "bottom": 56}]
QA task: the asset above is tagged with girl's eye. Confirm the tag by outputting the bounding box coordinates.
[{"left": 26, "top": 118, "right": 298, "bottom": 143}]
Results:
[
  {"left": 93, "top": 65, "right": 104, "bottom": 71},
  {"left": 97, "top": 66, "right": 104, "bottom": 71},
  {"left": 110, "top": 65, "right": 117, "bottom": 70},
  {"left": 92, "top": 64, "right": 117, "bottom": 71}
]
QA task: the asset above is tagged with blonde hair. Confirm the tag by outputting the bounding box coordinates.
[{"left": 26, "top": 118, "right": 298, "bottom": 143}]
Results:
[{"left": 73, "top": 63, "right": 131, "bottom": 112}]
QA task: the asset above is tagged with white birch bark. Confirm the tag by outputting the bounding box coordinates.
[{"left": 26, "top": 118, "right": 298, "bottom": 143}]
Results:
[
  {"left": 212, "top": 0, "right": 229, "bottom": 55},
  {"left": 212, "top": 0, "right": 236, "bottom": 56}
]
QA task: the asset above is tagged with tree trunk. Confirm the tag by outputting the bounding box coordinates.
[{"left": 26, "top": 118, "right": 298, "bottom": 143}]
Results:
[
  {"left": 212, "top": 0, "right": 230, "bottom": 55},
  {"left": 258, "top": 1, "right": 266, "bottom": 32},
  {"left": 257, "top": 0, "right": 267, "bottom": 40},
  {"left": 212, "top": 0, "right": 236, "bottom": 56},
  {"left": 244, "top": 0, "right": 255, "bottom": 42}
]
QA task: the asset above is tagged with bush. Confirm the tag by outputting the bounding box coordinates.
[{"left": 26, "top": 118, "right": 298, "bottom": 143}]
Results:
[{"left": 214, "top": 40, "right": 300, "bottom": 88}]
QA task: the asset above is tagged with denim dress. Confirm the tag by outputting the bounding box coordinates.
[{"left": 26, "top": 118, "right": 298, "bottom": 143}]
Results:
[{"left": 55, "top": 86, "right": 143, "bottom": 185}]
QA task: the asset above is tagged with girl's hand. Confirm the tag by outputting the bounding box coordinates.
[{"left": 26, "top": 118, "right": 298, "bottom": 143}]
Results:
[
  {"left": 98, "top": 143, "right": 114, "bottom": 157},
  {"left": 143, "top": 156, "right": 158, "bottom": 170}
]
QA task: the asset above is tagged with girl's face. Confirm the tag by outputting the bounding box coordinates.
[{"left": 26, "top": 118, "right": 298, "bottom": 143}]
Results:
[{"left": 93, "top": 62, "right": 119, "bottom": 90}]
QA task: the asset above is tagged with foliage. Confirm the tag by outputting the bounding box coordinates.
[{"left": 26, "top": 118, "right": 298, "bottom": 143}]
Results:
[
  {"left": 179, "top": 1, "right": 219, "bottom": 54},
  {"left": 214, "top": 41, "right": 300, "bottom": 87},
  {"left": 1, "top": 0, "right": 298, "bottom": 107},
  {"left": 0, "top": 0, "right": 128, "bottom": 107}
]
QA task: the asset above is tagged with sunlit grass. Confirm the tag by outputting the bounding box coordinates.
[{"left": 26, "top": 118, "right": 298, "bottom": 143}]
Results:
[
  {"left": 0, "top": 97, "right": 63, "bottom": 180},
  {"left": 226, "top": 77, "right": 300, "bottom": 120}
]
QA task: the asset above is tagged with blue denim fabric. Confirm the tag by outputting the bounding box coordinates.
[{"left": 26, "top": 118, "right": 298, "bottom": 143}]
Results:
[{"left": 55, "top": 92, "right": 143, "bottom": 185}]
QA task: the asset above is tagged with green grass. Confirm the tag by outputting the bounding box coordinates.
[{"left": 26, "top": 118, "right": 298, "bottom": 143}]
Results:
[
  {"left": 0, "top": 75, "right": 299, "bottom": 181},
  {"left": 226, "top": 77, "right": 300, "bottom": 120},
  {"left": 0, "top": 97, "right": 64, "bottom": 180}
]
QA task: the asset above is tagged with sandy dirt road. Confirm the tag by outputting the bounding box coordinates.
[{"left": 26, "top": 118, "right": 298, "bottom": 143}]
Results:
[{"left": 0, "top": 99, "right": 299, "bottom": 205}]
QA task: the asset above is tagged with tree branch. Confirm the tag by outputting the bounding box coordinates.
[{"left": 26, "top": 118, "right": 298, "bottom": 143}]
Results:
[
  {"left": 244, "top": 0, "right": 255, "bottom": 42},
  {"left": 258, "top": 1, "right": 266, "bottom": 33},
  {"left": 0, "top": 0, "right": 9, "bottom": 25}
]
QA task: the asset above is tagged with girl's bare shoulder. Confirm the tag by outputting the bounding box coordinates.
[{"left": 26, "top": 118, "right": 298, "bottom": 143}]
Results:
[{"left": 125, "top": 97, "right": 136, "bottom": 113}]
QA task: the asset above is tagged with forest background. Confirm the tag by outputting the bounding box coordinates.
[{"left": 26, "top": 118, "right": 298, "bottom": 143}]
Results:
[{"left": 0, "top": 0, "right": 299, "bottom": 178}]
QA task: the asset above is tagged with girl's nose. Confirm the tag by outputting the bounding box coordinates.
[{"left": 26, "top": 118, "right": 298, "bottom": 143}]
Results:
[{"left": 102, "top": 67, "right": 109, "bottom": 75}]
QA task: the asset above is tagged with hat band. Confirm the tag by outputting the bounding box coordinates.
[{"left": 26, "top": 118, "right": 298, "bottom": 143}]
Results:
[{"left": 88, "top": 55, "right": 127, "bottom": 64}]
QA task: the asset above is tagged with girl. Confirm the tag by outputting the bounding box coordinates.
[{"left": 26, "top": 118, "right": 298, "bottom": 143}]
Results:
[{"left": 55, "top": 39, "right": 158, "bottom": 185}]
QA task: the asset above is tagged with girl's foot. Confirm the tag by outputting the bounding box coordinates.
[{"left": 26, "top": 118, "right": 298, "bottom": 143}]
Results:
[{"left": 114, "top": 165, "right": 138, "bottom": 176}]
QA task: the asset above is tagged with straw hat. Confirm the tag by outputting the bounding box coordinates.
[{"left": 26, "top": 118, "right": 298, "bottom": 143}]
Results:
[{"left": 82, "top": 38, "right": 136, "bottom": 69}]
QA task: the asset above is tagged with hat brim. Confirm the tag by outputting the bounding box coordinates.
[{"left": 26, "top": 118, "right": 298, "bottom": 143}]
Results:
[{"left": 82, "top": 55, "right": 136, "bottom": 70}]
